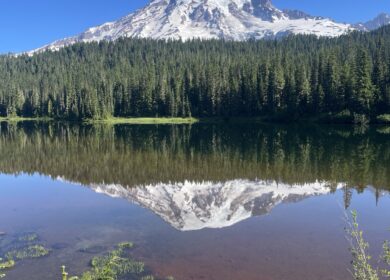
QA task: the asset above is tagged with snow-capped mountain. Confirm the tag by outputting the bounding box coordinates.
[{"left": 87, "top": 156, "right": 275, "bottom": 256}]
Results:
[
  {"left": 90, "top": 179, "right": 344, "bottom": 231},
  {"left": 30, "top": 0, "right": 355, "bottom": 54},
  {"left": 354, "top": 13, "right": 390, "bottom": 31}
]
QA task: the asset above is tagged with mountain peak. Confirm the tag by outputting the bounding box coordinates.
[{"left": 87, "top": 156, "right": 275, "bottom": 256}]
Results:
[
  {"left": 254, "top": 0, "right": 273, "bottom": 7},
  {"left": 354, "top": 12, "right": 390, "bottom": 31},
  {"left": 30, "top": 0, "right": 353, "bottom": 54},
  {"left": 376, "top": 12, "right": 390, "bottom": 19}
]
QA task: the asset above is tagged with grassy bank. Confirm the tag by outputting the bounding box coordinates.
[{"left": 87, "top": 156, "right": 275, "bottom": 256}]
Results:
[
  {"left": 0, "top": 115, "right": 389, "bottom": 125},
  {"left": 85, "top": 117, "right": 199, "bottom": 124},
  {"left": 0, "top": 117, "right": 53, "bottom": 122},
  {"left": 0, "top": 117, "right": 199, "bottom": 124}
]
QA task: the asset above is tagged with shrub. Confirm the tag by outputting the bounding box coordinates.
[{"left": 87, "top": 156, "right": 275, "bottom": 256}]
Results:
[{"left": 347, "top": 211, "right": 389, "bottom": 280}]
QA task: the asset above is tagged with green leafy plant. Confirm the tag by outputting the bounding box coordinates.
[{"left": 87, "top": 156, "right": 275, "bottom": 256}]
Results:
[
  {"left": 382, "top": 241, "right": 390, "bottom": 278},
  {"left": 0, "top": 259, "right": 15, "bottom": 270},
  {"left": 62, "top": 242, "right": 176, "bottom": 280},
  {"left": 6, "top": 245, "right": 49, "bottom": 260},
  {"left": 65, "top": 242, "right": 145, "bottom": 280},
  {"left": 347, "top": 211, "right": 390, "bottom": 280},
  {"left": 0, "top": 232, "right": 49, "bottom": 278},
  {"left": 0, "top": 233, "right": 50, "bottom": 278},
  {"left": 117, "top": 242, "right": 134, "bottom": 250},
  {"left": 0, "top": 258, "right": 15, "bottom": 279}
]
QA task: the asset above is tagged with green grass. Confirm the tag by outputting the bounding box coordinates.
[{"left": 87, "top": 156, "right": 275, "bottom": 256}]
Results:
[
  {"left": 85, "top": 117, "right": 199, "bottom": 125},
  {"left": 0, "top": 116, "right": 198, "bottom": 124},
  {"left": 1, "top": 115, "right": 388, "bottom": 125},
  {"left": 0, "top": 116, "right": 53, "bottom": 122}
]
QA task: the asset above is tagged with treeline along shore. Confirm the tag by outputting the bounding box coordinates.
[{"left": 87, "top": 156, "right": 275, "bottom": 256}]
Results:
[{"left": 0, "top": 26, "right": 390, "bottom": 123}]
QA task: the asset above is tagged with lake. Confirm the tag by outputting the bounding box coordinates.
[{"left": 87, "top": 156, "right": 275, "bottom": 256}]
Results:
[{"left": 0, "top": 121, "right": 389, "bottom": 280}]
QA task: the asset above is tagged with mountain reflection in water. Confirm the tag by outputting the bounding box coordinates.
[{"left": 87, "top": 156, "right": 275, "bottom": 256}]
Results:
[
  {"left": 90, "top": 179, "right": 345, "bottom": 231},
  {"left": 0, "top": 121, "right": 389, "bottom": 280},
  {"left": 0, "top": 121, "right": 388, "bottom": 230}
]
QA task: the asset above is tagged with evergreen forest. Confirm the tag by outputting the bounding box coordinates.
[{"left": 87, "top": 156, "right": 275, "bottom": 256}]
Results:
[{"left": 0, "top": 26, "right": 390, "bottom": 122}]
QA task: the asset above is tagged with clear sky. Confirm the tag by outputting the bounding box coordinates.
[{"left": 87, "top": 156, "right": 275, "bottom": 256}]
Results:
[{"left": 0, "top": 0, "right": 389, "bottom": 54}]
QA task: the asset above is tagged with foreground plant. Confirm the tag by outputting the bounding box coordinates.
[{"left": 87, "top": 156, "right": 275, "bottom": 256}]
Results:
[
  {"left": 64, "top": 242, "right": 143, "bottom": 280},
  {"left": 347, "top": 211, "right": 390, "bottom": 280},
  {"left": 382, "top": 242, "right": 390, "bottom": 278},
  {"left": 63, "top": 242, "right": 174, "bottom": 280}
]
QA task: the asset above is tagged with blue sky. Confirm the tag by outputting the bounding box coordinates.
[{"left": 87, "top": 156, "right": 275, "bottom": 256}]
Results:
[{"left": 0, "top": 0, "right": 389, "bottom": 54}]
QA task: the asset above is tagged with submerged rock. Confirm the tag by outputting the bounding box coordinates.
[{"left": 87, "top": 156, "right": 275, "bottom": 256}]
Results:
[
  {"left": 78, "top": 245, "right": 107, "bottom": 254},
  {"left": 51, "top": 243, "right": 69, "bottom": 250}
]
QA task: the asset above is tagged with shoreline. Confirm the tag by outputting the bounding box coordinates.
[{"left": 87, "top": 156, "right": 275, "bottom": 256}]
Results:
[{"left": 0, "top": 116, "right": 389, "bottom": 125}]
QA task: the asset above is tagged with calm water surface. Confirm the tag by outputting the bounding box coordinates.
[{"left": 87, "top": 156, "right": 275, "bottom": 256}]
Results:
[{"left": 0, "top": 122, "right": 389, "bottom": 280}]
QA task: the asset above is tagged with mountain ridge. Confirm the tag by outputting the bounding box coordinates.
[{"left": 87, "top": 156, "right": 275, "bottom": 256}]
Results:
[
  {"left": 25, "top": 0, "right": 351, "bottom": 54},
  {"left": 354, "top": 13, "right": 390, "bottom": 31},
  {"left": 27, "top": 1, "right": 390, "bottom": 55}
]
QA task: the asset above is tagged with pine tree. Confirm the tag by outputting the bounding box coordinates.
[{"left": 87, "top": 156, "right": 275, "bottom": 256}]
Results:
[
  {"left": 267, "top": 63, "right": 285, "bottom": 114},
  {"left": 0, "top": 28, "right": 388, "bottom": 122},
  {"left": 353, "top": 48, "right": 373, "bottom": 116}
]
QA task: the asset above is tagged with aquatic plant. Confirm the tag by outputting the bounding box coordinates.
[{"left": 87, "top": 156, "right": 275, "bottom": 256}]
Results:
[
  {"left": 0, "top": 259, "right": 15, "bottom": 270},
  {"left": 18, "top": 233, "right": 38, "bottom": 242},
  {"left": 62, "top": 266, "right": 79, "bottom": 280},
  {"left": 63, "top": 242, "right": 175, "bottom": 280},
  {"left": 117, "top": 242, "right": 134, "bottom": 250},
  {"left": 0, "top": 233, "right": 49, "bottom": 279},
  {"left": 6, "top": 245, "right": 49, "bottom": 260},
  {"left": 140, "top": 276, "right": 154, "bottom": 280},
  {"left": 347, "top": 211, "right": 390, "bottom": 280},
  {"left": 65, "top": 242, "right": 144, "bottom": 280},
  {"left": 139, "top": 275, "right": 175, "bottom": 280},
  {"left": 0, "top": 258, "right": 15, "bottom": 279}
]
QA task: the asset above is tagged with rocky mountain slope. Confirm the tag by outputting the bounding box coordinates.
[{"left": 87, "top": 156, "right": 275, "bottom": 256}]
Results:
[{"left": 354, "top": 13, "right": 390, "bottom": 31}]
